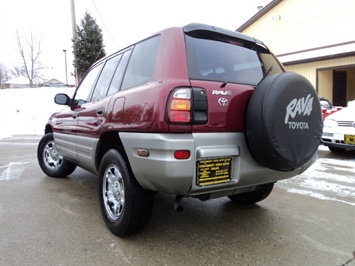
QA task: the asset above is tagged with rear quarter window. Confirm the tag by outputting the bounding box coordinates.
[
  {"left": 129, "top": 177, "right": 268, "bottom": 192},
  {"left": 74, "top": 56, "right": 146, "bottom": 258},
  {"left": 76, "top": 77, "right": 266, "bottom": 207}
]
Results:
[{"left": 121, "top": 35, "right": 161, "bottom": 90}]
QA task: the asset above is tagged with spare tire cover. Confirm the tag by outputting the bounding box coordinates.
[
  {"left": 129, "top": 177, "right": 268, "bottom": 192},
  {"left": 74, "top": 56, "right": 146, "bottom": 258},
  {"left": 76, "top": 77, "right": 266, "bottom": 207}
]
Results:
[{"left": 245, "top": 72, "right": 323, "bottom": 172}]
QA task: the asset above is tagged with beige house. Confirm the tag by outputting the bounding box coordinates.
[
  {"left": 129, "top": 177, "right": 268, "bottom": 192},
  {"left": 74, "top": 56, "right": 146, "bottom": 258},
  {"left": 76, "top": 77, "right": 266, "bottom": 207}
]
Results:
[
  {"left": 237, "top": 0, "right": 355, "bottom": 107},
  {"left": 41, "top": 78, "right": 66, "bottom": 88}
]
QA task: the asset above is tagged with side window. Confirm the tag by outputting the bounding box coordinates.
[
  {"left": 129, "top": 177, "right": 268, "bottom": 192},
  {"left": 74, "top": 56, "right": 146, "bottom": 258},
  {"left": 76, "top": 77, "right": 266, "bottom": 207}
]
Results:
[
  {"left": 107, "top": 50, "right": 132, "bottom": 96},
  {"left": 91, "top": 55, "right": 121, "bottom": 101},
  {"left": 121, "top": 35, "right": 160, "bottom": 90},
  {"left": 73, "top": 64, "right": 102, "bottom": 105}
]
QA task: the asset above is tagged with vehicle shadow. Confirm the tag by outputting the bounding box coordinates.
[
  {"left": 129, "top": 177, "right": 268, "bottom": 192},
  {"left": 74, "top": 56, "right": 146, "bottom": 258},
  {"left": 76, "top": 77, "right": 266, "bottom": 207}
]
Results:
[{"left": 54, "top": 170, "right": 289, "bottom": 243}]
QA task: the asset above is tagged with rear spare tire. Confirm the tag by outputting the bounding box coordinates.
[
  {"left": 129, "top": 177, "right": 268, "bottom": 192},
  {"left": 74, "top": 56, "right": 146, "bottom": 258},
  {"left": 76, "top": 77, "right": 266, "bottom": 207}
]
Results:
[{"left": 245, "top": 72, "right": 323, "bottom": 171}]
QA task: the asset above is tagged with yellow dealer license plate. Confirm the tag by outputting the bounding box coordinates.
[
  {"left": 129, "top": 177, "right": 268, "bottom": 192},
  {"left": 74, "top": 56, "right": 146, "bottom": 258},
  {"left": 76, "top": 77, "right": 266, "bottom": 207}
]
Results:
[
  {"left": 197, "top": 157, "right": 232, "bottom": 186},
  {"left": 344, "top": 135, "right": 355, "bottom": 145}
]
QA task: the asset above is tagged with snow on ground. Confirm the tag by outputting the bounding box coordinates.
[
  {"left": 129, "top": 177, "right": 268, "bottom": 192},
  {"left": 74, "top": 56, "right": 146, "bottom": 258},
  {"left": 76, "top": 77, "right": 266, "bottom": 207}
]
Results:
[
  {"left": 278, "top": 155, "right": 355, "bottom": 206},
  {"left": 0, "top": 88, "right": 354, "bottom": 205},
  {"left": 0, "top": 87, "right": 75, "bottom": 139}
]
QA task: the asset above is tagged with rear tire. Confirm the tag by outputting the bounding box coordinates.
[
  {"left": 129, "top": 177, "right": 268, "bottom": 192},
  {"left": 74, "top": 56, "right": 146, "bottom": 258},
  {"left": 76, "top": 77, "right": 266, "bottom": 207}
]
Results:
[
  {"left": 228, "top": 183, "right": 274, "bottom": 205},
  {"left": 37, "top": 133, "right": 76, "bottom": 178},
  {"left": 328, "top": 146, "right": 346, "bottom": 153},
  {"left": 98, "top": 149, "right": 153, "bottom": 237}
]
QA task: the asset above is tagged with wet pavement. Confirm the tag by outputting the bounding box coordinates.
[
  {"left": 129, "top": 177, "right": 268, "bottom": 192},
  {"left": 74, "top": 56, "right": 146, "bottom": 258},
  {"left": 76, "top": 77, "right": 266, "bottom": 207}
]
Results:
[{"left": 0, "top": 135, "right": 354, "bottom": 265}]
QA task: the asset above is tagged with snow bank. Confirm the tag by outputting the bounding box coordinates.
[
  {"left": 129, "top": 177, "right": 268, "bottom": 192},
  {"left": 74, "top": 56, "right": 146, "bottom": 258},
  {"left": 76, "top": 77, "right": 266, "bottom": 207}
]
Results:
[{"left": 0, "top": 87, "right": 75, "bottom": 139}]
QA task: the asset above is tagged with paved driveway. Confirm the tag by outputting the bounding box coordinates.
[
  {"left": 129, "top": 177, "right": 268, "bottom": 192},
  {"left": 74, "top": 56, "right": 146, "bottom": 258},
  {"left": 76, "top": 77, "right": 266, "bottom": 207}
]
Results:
[{"left": 1, "top": 136, "right": 354, "bottom": 265}]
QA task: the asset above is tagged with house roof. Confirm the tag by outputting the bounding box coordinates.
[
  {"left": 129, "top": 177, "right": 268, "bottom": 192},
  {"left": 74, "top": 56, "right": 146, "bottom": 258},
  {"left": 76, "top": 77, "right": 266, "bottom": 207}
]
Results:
[
  {"left": 42, "top": 78, "right": 65, "bottom": 85},
  {"left": 236, "top": 0, "right": 283, "bottom": 32},
  {"left": 4, "top": 76, "right": 30, "bottom": 84}
]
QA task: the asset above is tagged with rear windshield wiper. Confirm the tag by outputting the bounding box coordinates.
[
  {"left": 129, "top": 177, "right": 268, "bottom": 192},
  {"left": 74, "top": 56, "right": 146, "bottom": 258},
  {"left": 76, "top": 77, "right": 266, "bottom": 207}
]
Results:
[{"left": 220, "top": 81, "right": 227, "bottom": 88}]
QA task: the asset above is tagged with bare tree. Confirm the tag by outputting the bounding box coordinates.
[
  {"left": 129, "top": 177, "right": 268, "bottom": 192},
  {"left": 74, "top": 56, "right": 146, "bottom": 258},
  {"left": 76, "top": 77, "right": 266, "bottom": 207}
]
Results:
[
  {"left": 15, "top": 30, "right": 45, "bottom": 87},
  {"left": 0, "top": 64, "right": 11, "bottom": 85},
  {"left": 11, "top": 65, "right": 27, "bottom": 78}
]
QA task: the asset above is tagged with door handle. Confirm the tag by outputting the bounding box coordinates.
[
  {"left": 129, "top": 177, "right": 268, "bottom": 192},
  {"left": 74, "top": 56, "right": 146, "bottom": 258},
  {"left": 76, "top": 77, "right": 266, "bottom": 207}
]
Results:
[
  {"left": 72, "top": 112, "right": 78, "bottom": 119},
  {"left": 96, "top": 107, "right": 105, "bottom": 116}
]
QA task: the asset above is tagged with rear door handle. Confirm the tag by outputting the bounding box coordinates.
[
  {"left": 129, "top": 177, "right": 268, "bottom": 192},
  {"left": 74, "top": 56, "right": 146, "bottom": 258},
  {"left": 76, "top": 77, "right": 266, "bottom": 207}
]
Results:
[{"left": 96, "top": 107, "right": 105, "bottom": 116}]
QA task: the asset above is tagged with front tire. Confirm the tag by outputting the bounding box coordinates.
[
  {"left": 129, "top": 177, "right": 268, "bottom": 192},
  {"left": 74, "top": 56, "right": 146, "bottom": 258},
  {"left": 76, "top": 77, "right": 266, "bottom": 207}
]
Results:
[
  {"left": 37, "top": 133, "right": 76, "bottom": 178},
  {"left": 228, "top": 183, "right": 274, "bottom": 205},
  {"left": 98, "top": 149, "right": 153, "bottom": 237}
]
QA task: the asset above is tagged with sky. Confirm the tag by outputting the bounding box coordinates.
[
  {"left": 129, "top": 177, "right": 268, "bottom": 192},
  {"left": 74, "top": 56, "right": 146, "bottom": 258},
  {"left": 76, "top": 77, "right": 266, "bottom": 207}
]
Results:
[{"left": 0, "top": 0, "right": 271, "bottom": 84}]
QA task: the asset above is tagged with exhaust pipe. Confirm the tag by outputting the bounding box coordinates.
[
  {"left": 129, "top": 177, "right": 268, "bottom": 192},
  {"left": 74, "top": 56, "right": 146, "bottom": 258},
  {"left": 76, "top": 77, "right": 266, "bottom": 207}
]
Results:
[{"left": 173, "top": 195, "right": 184, "bottom": 212}]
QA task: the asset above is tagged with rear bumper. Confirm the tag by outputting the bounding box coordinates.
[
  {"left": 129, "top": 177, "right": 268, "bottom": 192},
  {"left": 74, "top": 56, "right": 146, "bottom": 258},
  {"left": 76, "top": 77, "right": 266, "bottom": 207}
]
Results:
[{"left": 120, "top": 132, "right": 317, "bottom": 196}]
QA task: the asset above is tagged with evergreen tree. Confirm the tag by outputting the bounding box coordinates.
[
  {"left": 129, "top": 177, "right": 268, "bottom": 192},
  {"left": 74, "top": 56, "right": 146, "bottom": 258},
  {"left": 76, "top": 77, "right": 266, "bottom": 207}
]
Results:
[{"left": 72, "top": 11, "right": 106, "bottom": 80}]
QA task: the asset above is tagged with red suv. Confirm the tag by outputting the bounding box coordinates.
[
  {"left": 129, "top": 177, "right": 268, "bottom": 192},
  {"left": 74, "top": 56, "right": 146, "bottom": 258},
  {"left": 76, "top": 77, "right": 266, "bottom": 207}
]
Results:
[{"left": 37, "top": 23, "right": 323, "bottom": 236}]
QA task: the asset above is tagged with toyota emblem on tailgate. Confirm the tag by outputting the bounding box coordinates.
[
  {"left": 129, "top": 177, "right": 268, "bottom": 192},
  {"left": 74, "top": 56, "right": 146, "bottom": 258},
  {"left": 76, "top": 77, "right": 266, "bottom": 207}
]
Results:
[{"left": 218, "top": 98, "right": 228, "bottom": 106}]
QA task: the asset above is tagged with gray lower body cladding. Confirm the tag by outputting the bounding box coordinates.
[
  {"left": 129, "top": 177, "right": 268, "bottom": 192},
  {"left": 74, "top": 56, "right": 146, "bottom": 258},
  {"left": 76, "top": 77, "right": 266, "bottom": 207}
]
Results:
[{"left": 119, "top": 132, "right": 316, "bottom": 196}]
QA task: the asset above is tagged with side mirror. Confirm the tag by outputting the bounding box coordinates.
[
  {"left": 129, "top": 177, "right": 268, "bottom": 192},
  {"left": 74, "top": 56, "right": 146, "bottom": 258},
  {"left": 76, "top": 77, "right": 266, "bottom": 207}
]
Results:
[{"left": 54, "top": 93, "right": 71, "bottom": 105}]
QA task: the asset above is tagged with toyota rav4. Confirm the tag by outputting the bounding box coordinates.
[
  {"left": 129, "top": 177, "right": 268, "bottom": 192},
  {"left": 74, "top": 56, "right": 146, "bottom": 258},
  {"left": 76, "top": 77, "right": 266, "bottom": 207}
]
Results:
[{"left": 37, "top": 23, "right": 323, "bottom": 237}]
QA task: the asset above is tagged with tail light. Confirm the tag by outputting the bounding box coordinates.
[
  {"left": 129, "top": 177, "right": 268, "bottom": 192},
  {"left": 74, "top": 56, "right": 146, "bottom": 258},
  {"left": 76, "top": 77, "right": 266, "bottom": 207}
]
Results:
[
  {"left": 166, "top": 87, "right": 208, "bottom": 124},
  {"left": 167, "top": 88, "right": 192, "bottom": 123}
]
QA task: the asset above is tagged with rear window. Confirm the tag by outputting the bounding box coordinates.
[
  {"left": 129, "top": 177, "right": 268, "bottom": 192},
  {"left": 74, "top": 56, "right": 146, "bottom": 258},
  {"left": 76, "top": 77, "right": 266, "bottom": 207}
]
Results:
[
  {"left": 121, "top": 35, "right": 161, "bottom": 90},
  {"left": 185, "top": 35, "right": 282, "bottom": 85}
]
